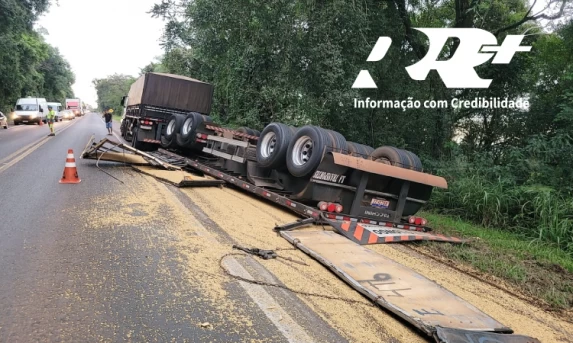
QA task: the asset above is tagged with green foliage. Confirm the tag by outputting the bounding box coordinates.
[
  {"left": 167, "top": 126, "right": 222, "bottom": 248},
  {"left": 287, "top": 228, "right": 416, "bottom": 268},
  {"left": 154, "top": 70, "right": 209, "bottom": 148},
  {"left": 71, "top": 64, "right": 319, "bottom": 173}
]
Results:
[
  {"left": 0, "top": 0, "right": 75, "bottom": 114},
  {"left": 92, "top": 74, "right": 136, "bottom": 115},
  {"left": 148, "top": 0, "right": 573, "bottom": 255}
]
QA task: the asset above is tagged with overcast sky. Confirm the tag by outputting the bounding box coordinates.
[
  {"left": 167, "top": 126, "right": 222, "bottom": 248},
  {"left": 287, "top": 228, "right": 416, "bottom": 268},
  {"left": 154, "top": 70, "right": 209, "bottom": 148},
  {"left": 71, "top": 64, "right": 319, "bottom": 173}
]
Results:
[{"left": 36, "top": 0, "right": 165, "bottom": 107}]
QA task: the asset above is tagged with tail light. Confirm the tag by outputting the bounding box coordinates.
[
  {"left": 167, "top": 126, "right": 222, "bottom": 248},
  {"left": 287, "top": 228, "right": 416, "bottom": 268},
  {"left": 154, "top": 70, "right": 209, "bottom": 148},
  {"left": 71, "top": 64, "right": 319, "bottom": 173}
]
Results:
[
  {"left": 327, "top": 203, "right": 336, "bottom": 212},
  {"left": 408, "top": 216, "right": 428, "bottom": 226},
  {"left": 317, "top": 201, "right": 328, "bottom": 211},
  {"left": 334, "top": 204, "right": 343, "bottom": 213}
]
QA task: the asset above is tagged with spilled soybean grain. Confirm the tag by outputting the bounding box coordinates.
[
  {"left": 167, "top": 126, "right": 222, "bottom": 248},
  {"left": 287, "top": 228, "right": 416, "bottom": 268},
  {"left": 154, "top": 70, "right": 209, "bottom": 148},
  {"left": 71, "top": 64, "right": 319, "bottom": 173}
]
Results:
[
  {"left": 182, "top": 186, "right": 573, "bottom": 343},
  {"left": 77, "top": 174, "right": 275, "bottom": 340},
  {"left": 181, "top": 186, "right": 425, "bottom": 343}
]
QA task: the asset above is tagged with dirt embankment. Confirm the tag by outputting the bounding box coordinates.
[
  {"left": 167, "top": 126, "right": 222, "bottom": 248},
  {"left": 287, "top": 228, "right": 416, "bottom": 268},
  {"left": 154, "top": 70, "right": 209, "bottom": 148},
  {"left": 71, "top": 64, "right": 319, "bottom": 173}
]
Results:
[{"left": 178, "top": 185, "right": 573, "bottom": 343}]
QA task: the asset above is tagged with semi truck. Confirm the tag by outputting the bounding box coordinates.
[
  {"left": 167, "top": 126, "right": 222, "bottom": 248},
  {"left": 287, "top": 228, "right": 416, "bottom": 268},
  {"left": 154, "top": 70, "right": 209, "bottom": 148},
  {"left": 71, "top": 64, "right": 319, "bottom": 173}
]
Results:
[
  {"left": 107, "top": 72, "right": 543, "bottom": 343},
  {"left": 120, "top": 72, "right": 440, "bottom": 224},
  {"left": 65, "top": 98, "right": 83, "bottom": 117}
]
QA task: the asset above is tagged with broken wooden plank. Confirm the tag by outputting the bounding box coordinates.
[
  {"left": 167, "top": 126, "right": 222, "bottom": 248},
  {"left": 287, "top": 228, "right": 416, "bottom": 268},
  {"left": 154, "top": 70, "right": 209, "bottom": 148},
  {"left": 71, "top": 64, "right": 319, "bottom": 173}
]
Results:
[
  {"left": 81, "top": 137, "right": 181, "bottom": 170},
  {"left": 82, "top": 151, "right": 149, "bottom": 165}
]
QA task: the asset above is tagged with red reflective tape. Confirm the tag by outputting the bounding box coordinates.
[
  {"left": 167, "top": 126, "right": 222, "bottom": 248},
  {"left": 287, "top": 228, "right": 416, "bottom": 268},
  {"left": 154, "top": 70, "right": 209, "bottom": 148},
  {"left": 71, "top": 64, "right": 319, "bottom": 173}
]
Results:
[
  {"left": 353, "top": 225, "right": 364, "bottom": 241},
  {"left": 368, "top": 232, "right": 378, "bottom": 244}
]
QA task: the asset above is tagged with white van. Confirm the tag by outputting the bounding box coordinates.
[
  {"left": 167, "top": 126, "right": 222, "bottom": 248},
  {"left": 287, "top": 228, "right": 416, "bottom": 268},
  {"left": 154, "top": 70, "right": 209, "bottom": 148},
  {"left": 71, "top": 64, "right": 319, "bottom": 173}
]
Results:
[
  {"left": 13, "top": 97, "right": 48, "bottom": 125},
  {"left": 47, "top": 102, "right": 63, "bottom": 122}
]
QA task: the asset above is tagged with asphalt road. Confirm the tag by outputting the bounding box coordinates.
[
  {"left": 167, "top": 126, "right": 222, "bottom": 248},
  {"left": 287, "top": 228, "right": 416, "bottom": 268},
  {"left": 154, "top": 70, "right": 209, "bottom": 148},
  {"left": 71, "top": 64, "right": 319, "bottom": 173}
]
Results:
[{"left": 0, "top": 113, "right": 347, "bottom": 343}]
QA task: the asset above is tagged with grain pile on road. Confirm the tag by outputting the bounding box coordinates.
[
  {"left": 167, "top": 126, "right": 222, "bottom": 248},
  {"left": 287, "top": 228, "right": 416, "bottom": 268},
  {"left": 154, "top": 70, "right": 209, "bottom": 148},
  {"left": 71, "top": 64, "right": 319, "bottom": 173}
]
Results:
[
  {"left": 73, "top": 164, "right": 571, "bottom": 342},
  {"left": 75, "top": 171, "right": 278, "bottom": 339},
  {"left": 132, "top": 165, "right": 215, "bottom": 185},
  {"left": 182, "top": 186, "right": 426, "bottom": 343},
  {"left": 181, "top": 185, "right": 573, "bottom": 343}
]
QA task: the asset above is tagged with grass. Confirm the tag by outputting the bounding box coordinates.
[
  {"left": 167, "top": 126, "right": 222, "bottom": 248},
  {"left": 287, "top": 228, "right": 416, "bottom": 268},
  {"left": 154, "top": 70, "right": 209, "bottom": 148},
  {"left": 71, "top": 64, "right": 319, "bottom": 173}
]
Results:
[
  {"left": 418, "top": 210, "right": 573, "bottom": 311},
  {"left": 113, "top": 114, "right": 122, "bottom": 122}
]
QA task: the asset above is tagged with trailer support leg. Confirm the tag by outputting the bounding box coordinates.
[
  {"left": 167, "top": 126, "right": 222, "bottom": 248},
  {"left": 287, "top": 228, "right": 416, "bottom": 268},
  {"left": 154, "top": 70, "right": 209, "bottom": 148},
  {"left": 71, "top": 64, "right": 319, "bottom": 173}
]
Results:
[
  {"left": 393, "top": 181, "right": 410, "bottom": 222},
  {"left": 349, "top": 171, "right": 369, "bottom": 216}
]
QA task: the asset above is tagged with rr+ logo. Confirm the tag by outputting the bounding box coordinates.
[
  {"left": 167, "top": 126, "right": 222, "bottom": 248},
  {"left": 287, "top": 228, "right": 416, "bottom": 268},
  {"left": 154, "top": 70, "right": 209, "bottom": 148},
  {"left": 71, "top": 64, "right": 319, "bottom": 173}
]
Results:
[{"left": 352, "top": 28, "right": 532, "bottom": 89}]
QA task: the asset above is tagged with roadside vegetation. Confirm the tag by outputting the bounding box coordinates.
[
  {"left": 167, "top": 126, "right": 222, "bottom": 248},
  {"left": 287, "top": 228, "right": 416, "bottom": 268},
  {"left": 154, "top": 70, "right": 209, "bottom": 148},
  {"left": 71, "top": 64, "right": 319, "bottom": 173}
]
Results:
[
  {"left": 0, "top": 0, "right": 75, "bottom": 117},
  {"left": 93, "top": 0, "right": 573, "bottom": 310}
]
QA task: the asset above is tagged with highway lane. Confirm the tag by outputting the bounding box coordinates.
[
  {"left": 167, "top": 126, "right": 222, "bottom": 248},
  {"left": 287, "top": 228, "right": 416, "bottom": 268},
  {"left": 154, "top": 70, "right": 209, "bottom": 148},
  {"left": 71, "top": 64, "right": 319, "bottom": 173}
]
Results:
[
  {"left": 0, "top": 117, "right": 79, "bottom": 163},
  {"left": 0, "top": 113, "right": 345, "bottom": 343}
]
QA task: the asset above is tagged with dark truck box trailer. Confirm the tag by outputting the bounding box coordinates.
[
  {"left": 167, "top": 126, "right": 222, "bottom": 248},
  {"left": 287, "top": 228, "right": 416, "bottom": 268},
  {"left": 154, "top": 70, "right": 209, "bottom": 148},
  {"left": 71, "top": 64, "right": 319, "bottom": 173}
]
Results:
[
  {"left": 126, "top": 72, "right": 214, "bottom": 114},
  {"left": 120, "top": 73, "right": 215, "bottom": 151}
]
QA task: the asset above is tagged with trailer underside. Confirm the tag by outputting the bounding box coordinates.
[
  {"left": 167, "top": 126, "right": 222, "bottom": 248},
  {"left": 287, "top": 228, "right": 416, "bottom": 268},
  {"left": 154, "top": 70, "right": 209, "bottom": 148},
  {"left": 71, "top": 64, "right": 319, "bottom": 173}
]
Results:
[{"left": 81, "top": 137, "right": 541, "bottom": 343}]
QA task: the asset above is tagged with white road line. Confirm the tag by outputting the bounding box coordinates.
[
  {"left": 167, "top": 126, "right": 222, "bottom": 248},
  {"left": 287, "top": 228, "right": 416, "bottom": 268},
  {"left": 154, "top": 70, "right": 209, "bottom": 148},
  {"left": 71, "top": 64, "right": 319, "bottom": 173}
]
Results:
[
  {"left": 155, "top": 181, "right": 316, "bottom": 343},
  {"left": 0, "top": 118, "right": 79, "bottom": 174}
]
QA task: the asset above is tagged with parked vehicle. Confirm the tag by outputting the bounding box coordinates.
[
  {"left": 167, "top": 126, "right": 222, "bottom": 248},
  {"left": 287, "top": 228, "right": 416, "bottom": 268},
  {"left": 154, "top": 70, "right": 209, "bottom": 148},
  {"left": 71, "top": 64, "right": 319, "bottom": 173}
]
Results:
[
  {"left": 120, "top": 72, "right": 436, "bottom": 222},
  {"left": 65, "top": 98, "right": 83, "bottom": 117},
  {"left": 60, "top": 110, "right": 75, "bottom": 120},
  {"left": 13, "top": 97, "right": 47, "bottom": 125},
  {"left": 0, "top": 112, "right": 8, "bottom": 129},
  {"left": 47, "top": 102, "right": 63, "bottom": 121}
]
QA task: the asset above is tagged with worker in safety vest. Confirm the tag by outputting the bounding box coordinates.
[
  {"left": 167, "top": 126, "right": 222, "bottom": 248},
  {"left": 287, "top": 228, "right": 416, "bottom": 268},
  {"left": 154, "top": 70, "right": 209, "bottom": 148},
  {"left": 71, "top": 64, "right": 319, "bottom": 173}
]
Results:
[{"left": 47, "top": 105, "right": 56, "bottom": 136}]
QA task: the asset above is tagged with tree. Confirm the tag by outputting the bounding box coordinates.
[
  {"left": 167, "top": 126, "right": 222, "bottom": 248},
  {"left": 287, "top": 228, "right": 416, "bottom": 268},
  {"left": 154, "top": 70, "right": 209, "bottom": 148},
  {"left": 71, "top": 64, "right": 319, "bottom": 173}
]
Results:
[
  {"left": 0, "top": 0, "right": 75, "bottom": 114},
  {"left": 93, "top": 74, "right": 136, "bottom": 115}
]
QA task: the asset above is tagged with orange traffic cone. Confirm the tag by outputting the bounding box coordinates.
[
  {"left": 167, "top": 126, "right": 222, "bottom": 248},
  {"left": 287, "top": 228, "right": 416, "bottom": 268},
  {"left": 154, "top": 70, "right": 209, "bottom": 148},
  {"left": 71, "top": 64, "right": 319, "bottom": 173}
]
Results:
[{"left": 59, "top": 149, "right": 81, "bottom": 184}]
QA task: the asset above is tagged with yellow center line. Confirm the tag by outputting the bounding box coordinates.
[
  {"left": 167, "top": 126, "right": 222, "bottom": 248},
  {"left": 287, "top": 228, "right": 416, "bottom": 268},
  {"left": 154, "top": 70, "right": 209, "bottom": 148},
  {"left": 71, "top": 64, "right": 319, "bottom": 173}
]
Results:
[{"left": 0, "top": 119, "right": 80, "bottom": 174}]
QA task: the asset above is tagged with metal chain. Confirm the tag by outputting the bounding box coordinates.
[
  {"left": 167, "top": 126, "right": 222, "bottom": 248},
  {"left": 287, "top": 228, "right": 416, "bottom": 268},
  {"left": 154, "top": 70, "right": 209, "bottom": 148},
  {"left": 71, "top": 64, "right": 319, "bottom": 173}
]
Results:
[{"left": 219, "top": 252, "right": 375, "bottom": 307}]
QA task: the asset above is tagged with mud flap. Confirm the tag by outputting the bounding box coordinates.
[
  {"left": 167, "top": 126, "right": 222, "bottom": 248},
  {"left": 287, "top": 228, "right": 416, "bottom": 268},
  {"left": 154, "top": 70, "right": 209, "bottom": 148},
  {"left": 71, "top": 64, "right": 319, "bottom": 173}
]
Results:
[
  {"left": 325, "top": 218, "right": 468, "bottom": 244},
  {"left": 280, "top": 230, "right": 515, "bottom": 338},
  {"left": 434, "top": 327, "right": 540, "bottom": 343}
]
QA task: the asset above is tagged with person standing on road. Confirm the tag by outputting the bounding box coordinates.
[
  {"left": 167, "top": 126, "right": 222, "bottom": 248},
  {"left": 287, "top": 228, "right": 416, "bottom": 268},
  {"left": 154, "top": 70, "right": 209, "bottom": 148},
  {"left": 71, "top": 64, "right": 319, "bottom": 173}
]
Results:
[
  {"left": 47, "top": 106, "right": 56, "bottom": 136},
  {"left": 103, "top": 109, "right": 113, "bottom": 135}
]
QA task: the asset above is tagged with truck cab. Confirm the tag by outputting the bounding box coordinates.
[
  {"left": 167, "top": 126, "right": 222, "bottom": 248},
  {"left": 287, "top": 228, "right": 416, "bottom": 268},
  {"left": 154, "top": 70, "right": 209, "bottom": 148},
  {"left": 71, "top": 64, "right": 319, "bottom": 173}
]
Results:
[
  {"left": 13, "top": 97, "right": 47, "bottom": 125},
  {"left": 65, "top": 98, "right": 83, "bottom": 117}
]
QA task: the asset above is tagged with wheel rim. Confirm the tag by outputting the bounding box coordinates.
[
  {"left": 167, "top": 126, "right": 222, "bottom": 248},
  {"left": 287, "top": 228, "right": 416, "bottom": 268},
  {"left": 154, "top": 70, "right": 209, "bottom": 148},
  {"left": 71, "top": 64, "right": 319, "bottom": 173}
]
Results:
[
  {"left": 260, "top": 132, "right": 277, "bottom": 158},
  {"left": 167, "top": 119, "right": 175, "bottom": 135},
  {"left": 291, "top": 135, "right": 313, "bottom": 166},
  {"left": 182, "top": 117, "right": 193, "bottom": 135}
]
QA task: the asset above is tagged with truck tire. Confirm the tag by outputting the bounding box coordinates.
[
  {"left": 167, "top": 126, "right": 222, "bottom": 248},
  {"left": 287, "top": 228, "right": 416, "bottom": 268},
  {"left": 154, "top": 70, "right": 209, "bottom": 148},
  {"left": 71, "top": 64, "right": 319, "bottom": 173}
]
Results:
[
  {"left": 324, "top": 129, "right": 348, "bottom": 152},
  {"left": 160, "top": 135, "right": 177, "bottom": 149},
  {"left": 347, "top": 142, "right": 359, "bottom": 156},
  {"left": 131, "top": 126, "right": 147, "bottom": 151},
  {"left": 178, "top": 112, "right": 208, "bottom": 147},
  {"left": 236, "top": 127, "right": 254, "bottom": 137},
  {"left": 131, "top": 125, "right": 158, "bottom": 152},
  {"left": 347, "top": 142, "right": 372, "bottom": 159},
  {"left": 165, "top": 114, "right": 185, "bottom": 142},
  {"left": 286, "top": 125, "right": 335, "bottom": 178},
  {"left": 370, "top": 146, "right": 410, "bottom": 168},
  {"left": 361, "top": 144, "right": 375, "bottom": 156},
  {"left": 400, "top": 149, "right": 423, "bottom": 171},
  {"left": 256, "top": 123, "right": 295, "bottom": 169}
]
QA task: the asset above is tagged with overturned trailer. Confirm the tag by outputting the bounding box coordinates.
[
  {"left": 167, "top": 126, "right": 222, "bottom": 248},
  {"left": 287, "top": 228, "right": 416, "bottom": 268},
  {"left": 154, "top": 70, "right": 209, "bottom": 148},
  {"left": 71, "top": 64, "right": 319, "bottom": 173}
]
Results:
[
  {"left": 119, "top": 72, "right": 440, "bottom": 228},
  {"left": 106, "top": 72, "right": 542, "bottom": 343}
]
